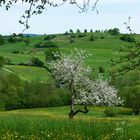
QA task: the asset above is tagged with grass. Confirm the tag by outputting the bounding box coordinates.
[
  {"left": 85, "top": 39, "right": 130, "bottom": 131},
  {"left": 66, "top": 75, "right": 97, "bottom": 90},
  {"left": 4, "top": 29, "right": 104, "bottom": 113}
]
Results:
[
  {"left": 0, "top": 106, "right": 140, "bottom": 139},
  {"left": 0, "top": 33, "right": 130, "bottom": 81},
  {"left": 4, "top": 65, "right": 51, "bottom": 82}
]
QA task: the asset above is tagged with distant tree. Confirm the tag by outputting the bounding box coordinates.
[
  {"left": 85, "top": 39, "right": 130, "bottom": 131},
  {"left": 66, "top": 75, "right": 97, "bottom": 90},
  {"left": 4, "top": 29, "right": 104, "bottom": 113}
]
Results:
[
  {"left": 90, "top": 29, "right": 93, "bottom": 33},
  {"left": 64, "top": 31, "right": 69, "bottom": 35},
  {"left": 0, "top": 35, "right": 5, "bottom": 45},
  {"left": 89, "top": 34, "right": 96, "bottom": 41},
  {"left": 69, "top": 29, "right": 73, "bottom": 34},
  {"left": 69, "top": 34, "right": 76, "bottom": 43},
  {"left": 84, "top": 29, "right": 88, "bottom": 33},
  {"left": 44, "top": 35, "right": 56, "bottom": 41},
  {"left": 77, "top": 33, "right": 86, "bottom": 38},
  {"left": 108, "top": 28, "right": 120, "bottom": 35},
  {"left": 8, "top": 33, "right": 23, "bottom": 43},
  {"left": 98, "top": 66, "right": 105, "bottom": 77},
  {"left": 95, "top": 30, "right": 100, "bottom": 33},
  {"left": 34, "top": 41, "right": 58, "bottom": 48},
  {"left": 45, "top": 47, "right": 61, "bottom": 63},
  {"left": 76, "top": 29, "right": 81, "bottom": 34},
  {"left": 24, "top": 38, "right": 31, "bottom": 46},
  {"left": 48, "top": 49, "right": 122, "bottom": 119}
]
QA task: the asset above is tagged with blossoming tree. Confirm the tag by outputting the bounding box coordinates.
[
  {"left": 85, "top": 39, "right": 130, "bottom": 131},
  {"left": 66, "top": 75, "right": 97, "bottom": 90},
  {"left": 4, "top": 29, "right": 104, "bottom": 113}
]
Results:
[{"left": 48, "top": 49, "right": 122, "bottom": 119}]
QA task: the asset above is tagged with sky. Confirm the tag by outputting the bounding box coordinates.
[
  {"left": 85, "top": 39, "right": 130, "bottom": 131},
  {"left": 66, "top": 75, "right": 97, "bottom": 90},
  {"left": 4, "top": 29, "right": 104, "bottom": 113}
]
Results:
[{"left": 0, "top": 0, "right": 140, "bottom": 35}]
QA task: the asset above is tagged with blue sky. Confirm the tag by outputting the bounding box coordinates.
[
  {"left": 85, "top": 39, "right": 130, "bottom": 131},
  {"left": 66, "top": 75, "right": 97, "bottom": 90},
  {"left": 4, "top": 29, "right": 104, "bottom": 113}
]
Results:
[{"left": 0, "top": 0, "right": 140, "bottom": 35}]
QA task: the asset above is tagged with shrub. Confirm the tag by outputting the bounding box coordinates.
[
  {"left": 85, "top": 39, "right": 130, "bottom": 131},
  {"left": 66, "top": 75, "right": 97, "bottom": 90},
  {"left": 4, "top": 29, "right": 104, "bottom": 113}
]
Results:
[
  {"left": 64, "top": 31, "right": 69, "bottom": 35},
  {"left": 121, "top": 85, "right": 140, "bottom": 115},
  {"left": 34, "top": 41, "right": 58, "bottom": 48},
  {"left": 104, "top": 107, "right": 118, "bottom": 117},
  {"left": 118, "top": 108, "right": 133, "bottom": 115},
  {"left": 13, "top": 50, "right": 20, "bottom": 54},
  {"left": 98, "top": 66, "right": 105, "bottom": 74},
  {"left": 44, "top": 35, "right": 56, "bottom": 41},
  {"left": 114, "top": 70, "right": 140, "bottom": 115},
  {"left": 69, "top": 34, "right": 75, "bottom": 43},
  {"left": 30, "top": 57, "right": 44, "bottom": 67},
  {"left": 76, "top": 29, "right": 81, "bottom": 34},
  {"left": 24, "top": 38, "right": 31, "bottom": 46},
  {"left": 108, "top": 28, "right": 120, "bottom": 35},
  {"left": 8, "top": 33, "right": 23, "bottom": 43},
  {"left": 100, "top": 36, "right": 105, "bottom": 39},
  {"left": 77, "top": 33, "right": 86, "bottom": 38},
  {"left": 69, "top": 29, "right": 73, "bottom": 34},
  {"left": 45, "top": 47, "right": 61, "bottom": 63},
  {"left": 84, "top": 29, "right": 87, "bottom": 33},
  {"left": 90, "top": 29, "right": 93, "bottom": 33},
  {"left": 120, "top": 34, "right": 135, "bottom": 42},
  {"left": 0, "top": 71, "right": 70, "bottom": 110},
  {"left": 89, "top": 35, "right": 96, "bottom": 41}
]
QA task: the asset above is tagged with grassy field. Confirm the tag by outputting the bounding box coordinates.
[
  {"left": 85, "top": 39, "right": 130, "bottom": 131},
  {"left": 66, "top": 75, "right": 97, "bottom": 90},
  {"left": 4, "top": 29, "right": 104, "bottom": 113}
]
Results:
[
  {"left": 0, "top": 106, "right": 140, "bottom": 140},
  {"left": 0, "top": 33, "right": 140, "bottom": 139},
  {"left": 0, "top": 33, "right": 132, "bottom": 81}
]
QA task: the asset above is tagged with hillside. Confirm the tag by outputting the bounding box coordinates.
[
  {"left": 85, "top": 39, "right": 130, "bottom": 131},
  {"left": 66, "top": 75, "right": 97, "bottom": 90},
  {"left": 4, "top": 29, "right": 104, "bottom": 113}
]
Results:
[{"left": 0, "top": 32, "right": 138, "bottom": 81}]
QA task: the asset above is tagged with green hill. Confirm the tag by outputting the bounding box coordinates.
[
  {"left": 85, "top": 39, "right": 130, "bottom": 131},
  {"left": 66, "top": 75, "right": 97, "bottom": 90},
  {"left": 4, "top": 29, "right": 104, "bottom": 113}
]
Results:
[{"left": 0, "top": 32, "right": 137, "bottom": 81}]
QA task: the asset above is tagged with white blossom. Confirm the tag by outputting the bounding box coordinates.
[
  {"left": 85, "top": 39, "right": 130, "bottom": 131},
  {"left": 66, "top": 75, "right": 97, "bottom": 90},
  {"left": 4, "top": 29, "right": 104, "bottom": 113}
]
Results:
[{"left": 48, "top": 49, "right": 122, "bottom": 107}]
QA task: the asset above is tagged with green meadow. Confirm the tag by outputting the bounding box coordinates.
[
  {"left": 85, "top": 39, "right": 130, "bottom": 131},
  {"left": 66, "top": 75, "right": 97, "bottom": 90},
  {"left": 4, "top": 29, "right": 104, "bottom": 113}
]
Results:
[
  {"left": 0, "top": 33, "right": 131, "bottom": 80},
  {"left": 0, "top": 106, "right": 140, "bottom": 140},
  {"left": 0, "top": 32, "right": 140, "bottom": 139}
]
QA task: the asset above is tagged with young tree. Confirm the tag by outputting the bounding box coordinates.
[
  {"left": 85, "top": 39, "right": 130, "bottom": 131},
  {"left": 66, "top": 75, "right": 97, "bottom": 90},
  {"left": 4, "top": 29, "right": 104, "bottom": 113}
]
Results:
[
  {"left": 108, "top": 28, "right": 120, "bottom": 35},
  {"left": 48, "top": 49, "right": 122, "bottom": 119},
  {"left": 24, "top": 38, "right": 31, "bottom": 46},
  {"left": 84, "top": 29, "right": 88, "bottom": 33},
  {"left": 45, "top": 47, "right": 60, "bottom": 63},
  {"left": 90, "top": 29, "right": 93, "bottom": 33}
]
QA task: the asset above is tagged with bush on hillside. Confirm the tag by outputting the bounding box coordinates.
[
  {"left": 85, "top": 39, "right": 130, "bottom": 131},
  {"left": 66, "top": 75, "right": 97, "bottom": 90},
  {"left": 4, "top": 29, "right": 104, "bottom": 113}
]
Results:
[
  {"left": 104, "top": 107, "right": 118, "bottom": 117},
  {"left": 8, "top": 33, "right": 23, "bottom": 43},
  {"left": 0, "top": 72, "right": 70, "bottom": 110},
  {"left": 24, "top": 38, "right": 31, "bottom": 46},
  {"left": 113, "top": 70, "right": 140, "bottom": 115},
  {"left": 30, "top": 57, "right": 44, "bottom": 67},
  {"left": 121, "top": 85, "right": 140, "bottom": 115},
  {"left": 45, "top": 47, "right": 61, "bottom": 63},
  {"left": 108, "top": 28, "right": 120, "bottom": 35},
  {"left": 84, "top": 29, "right": 88, "bottom": 33},
  {"left": 89, "top": 35, "right": 96, "bottom": 41},
  {"left": 34, "top": 41, "right": 58, "bottom": 48},
  {"left": 44, "top": 35, "right": 56, "bottom": 41},
  {"left": 120, "top": 34, "right": 135, "bottom": 43},
  {"left": 100, "top": 36, "right": 105, "bottom": 39},
  {"left": 77, "top": 33, "right": 86, "bottom": 38},
  {"left": 64, "top": 31, "right": 69, "bottom": 35}
]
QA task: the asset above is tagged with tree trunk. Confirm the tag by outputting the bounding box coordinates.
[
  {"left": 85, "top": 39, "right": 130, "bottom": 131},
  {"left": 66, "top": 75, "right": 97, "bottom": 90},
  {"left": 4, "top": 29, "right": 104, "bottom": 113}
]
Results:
[{"left": 69, "top": 96, "right": 74, "bottom": 119}]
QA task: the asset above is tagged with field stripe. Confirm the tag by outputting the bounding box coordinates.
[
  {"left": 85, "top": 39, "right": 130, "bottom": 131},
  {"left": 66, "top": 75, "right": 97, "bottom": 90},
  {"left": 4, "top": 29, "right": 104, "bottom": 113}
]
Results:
[{"left": 2, "top": 67, "right": 31, "bottom": 82}]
